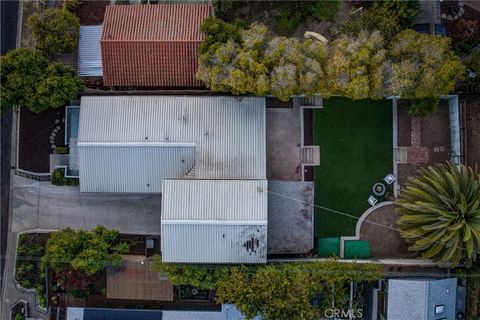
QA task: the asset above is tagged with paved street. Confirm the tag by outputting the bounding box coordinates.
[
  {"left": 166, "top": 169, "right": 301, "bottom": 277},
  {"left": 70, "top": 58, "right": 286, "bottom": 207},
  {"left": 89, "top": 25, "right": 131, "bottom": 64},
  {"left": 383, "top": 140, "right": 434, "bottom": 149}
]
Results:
[{"left": 1, "top": 0, "right": 19, "bottom": 295}]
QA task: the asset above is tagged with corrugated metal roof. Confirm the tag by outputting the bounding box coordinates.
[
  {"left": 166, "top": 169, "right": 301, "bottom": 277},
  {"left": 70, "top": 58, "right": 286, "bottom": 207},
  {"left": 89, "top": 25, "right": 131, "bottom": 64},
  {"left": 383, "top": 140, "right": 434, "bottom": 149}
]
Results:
[
  {"left": 78, "top": 96, "right": 266, "bottom": 192},
  {"left": 162, "top": 224, "right": 267, "bottom": 264},
  {"left": 162, "top": 180, "right": 267, "bottom": 221},
  {"left": 100, "top": 4, "right": 210, "bottom": 87},
  {"left": 78, "top": 25, "right": 103, "bottom": 77},
  {"left": 161, "top": 180, "right": 267, "bottom": 264},
  {"left": 79, "top": 146, "right": 195, "bottom": 193}
]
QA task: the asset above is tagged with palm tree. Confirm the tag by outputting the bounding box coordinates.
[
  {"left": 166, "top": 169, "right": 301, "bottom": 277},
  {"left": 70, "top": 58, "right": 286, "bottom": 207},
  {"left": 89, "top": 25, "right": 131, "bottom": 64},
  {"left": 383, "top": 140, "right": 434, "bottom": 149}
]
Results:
[{"left": 396, "top": 162, "right": 480, "bottom": 267}]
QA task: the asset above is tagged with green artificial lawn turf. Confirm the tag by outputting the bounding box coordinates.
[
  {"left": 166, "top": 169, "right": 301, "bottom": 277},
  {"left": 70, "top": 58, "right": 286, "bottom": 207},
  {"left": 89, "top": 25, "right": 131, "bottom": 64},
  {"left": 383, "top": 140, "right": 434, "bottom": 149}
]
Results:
[{"left": 313, "top": 97, "right": 393, "bottom": 237}]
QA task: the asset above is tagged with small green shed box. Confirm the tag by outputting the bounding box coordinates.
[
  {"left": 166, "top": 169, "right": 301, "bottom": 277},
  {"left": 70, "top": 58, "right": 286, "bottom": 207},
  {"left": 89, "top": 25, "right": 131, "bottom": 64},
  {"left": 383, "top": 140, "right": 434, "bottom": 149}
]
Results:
[
  {"left": 317, "top": 237, "right": 341, "bottom": 258},
  {"left": 344, "top": 240, "right": 371, "bottom": 259}
]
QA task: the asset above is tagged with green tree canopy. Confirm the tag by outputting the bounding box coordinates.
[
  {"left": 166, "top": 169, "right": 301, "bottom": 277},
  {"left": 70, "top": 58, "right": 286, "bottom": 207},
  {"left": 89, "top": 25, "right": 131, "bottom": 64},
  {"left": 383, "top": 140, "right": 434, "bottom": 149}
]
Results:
[
  {"left": 154, "top": 257, "right": 383, "bottom": 320},
  {"left": 197, "top": 18, "right": 330, "bottom": 101},
  {"left": 327, "top": 31, "right": 386, "bottom": 100},
  {"left": 28, "top": 8, "right": 80, "bottom": 56},
  {"left": 0, "top": 48, "right": 48, "bottom": 113},
  {"left": 36, "top": 63, "right": 84, "bottom": 111},
  {"left": 343, "top": 0, "right": 419, "bottom": 43},
  {"left": 198, "top": 18, "right": 464, "bottom": 108},
  {"left": 216, "top": 261, "right": 383, "bottom": 320},
  {"left": 153, "top": 255, "right": 229, "bottom": 289},
  {"left": 396, "top": 163, "right": 480, "bottom": 267},
  {"left": 386, "top": 30, "right": 465, "bottom": 99},
  {"left": 42, "top": 226, "right": 129, "bottom": 275},
  {"left": 0, "top": 48, "right": 83, "bottom": 113}
]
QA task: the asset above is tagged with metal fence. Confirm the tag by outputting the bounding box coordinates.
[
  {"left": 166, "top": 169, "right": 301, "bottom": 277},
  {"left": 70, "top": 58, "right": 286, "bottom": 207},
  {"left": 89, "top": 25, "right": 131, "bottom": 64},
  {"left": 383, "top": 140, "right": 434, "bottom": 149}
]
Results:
[{"left": 11, "top": 277, "right": 48, "bottom": 316}]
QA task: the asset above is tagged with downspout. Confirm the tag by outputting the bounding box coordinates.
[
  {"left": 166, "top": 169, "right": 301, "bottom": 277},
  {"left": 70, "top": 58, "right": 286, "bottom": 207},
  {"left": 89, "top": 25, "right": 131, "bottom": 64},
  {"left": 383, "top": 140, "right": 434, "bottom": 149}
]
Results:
[{"left": 448, "top": 95, "right": 461, "bottom": 165}]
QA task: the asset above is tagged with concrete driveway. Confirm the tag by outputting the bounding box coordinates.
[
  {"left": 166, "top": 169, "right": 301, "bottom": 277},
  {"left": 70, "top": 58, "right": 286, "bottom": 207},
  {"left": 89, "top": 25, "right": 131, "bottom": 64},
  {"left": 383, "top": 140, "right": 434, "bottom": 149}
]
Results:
[
  {"left": 12, "top": 175, "right": 162, "bottom": 234},
  {"left": 2, "top": 174, "right": 162, "bottom": 319}
]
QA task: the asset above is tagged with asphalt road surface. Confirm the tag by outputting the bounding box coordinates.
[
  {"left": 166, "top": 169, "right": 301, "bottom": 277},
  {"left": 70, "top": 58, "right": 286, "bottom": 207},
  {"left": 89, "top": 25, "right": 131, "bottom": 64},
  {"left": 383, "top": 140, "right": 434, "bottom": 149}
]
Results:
[{"left": 1, "top": 0, "right": 19, "bottom": 290}]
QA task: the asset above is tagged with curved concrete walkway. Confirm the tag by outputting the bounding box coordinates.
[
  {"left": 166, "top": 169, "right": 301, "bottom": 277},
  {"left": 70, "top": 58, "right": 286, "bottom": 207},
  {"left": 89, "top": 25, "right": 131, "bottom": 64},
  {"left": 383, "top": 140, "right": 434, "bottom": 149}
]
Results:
[{"left": 339, "top": 201, "right": 393, "bottom": 258}]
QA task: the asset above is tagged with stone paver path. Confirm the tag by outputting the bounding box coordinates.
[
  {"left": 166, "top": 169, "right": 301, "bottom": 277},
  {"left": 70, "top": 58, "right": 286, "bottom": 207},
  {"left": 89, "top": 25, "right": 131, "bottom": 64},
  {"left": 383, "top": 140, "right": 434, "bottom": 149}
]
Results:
[{"left": 407, "top": 118, "right": 430, "bottom": 164}]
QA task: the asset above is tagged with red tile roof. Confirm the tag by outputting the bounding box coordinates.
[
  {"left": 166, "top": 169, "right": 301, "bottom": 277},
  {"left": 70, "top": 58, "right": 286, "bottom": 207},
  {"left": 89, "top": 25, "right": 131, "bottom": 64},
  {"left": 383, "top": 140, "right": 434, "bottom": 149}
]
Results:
[{"left": 101, "top": 4, "right": 211, "bottom": 87}]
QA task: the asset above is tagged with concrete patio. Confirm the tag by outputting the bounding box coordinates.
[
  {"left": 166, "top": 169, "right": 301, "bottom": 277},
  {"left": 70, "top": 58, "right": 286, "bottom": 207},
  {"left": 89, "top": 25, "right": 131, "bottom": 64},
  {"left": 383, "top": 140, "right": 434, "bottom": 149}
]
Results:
[
  {"left": 268, "top": 181, "right": 314, "bottom": 255},
  {"left": 266, "top": 106, "right": 302, "bottom": 181},
  {"left": 359, "top": 204, "right": 418, "bottom": 259}
]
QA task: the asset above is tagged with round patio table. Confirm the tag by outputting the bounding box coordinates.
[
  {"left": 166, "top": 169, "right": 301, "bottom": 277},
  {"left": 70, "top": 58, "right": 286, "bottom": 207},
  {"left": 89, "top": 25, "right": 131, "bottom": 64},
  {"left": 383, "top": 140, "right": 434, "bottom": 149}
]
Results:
[{"left": 372, "top": 182, "right": 386, "bottom": 196}]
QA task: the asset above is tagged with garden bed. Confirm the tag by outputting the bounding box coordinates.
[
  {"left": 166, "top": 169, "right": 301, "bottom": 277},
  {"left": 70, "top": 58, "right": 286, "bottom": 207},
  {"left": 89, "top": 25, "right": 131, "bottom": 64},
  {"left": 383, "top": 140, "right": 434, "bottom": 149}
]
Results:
[
  {"left": 220, "top": 0, "right": 352, "bottom": 38},
  {"left": 18, "top": 107, "right": 66, "bottom": 173},
  {"left": 465, "top": 95, "right": 480, "bottom": 169},
  {"left": 15, "top": 233, "right": 49, "bottom": 307},
  {"left": 466, "top": 263, "right": 480, "bottom": 320},
  {"left": 313, "top": 97, "right": 393, "bottom": 238},
  {"left": 15, "top": 231, "right": 171, "bottom": 310},
  {"left": 396, "top": 99, "right": 452, "bottom": 188},
  {"left": 442, "top": 0, "right": 480, "bottom": 55}
]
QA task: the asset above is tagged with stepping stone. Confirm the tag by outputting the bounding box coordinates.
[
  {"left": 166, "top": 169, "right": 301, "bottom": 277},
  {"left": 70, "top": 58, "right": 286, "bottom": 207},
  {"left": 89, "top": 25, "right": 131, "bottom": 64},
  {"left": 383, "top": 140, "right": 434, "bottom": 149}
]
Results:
[
  {"left": 56, "top": 126, "right": 60, "bottom": 130},
  {"left": 51, "top": 145, "right": 56, "bottom": 149},
  {"left": 51, "top": 132, "right": 56, "bottom": 137},
  {"left": 460, "top": 7, "right": 464, "bottom": 14},
  {"left": 447, "top": 15, "right": 453, "bottom": 20},
  {"left": 62, "top": 118, "right": 65, "bottom": 123},
  {"left": 459, "top": 1, "right": 464, "bottom": 7},
  {"left": 441, "top": 13, "right": 446, "bottom": 19},
  {"left": 52, "top": 129, "right": 58, "bottom": 133},
  {"left": 55, "top": 119, "right": 60, "bottom": 124}
]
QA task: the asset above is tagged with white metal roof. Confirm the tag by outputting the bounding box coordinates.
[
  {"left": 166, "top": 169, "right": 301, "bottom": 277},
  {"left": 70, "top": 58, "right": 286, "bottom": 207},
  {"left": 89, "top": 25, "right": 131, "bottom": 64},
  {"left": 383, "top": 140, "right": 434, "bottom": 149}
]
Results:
[
  {"left": 77, "top": 96, "right": 266, "bottom": 193},
  {"left": 162, "top": 179, "right": 267, "bottom": 221},
  {"left": 161, "top": 180, "right": 268, "bottom": 264},
  {"left": 79, "top": 146, "right": 195, "bottom": 193},
  {"left": 162, "top": 224, "right": 267, "bottom": 264},
  {"left": 78, "top": 25, "right": 103, "bottom": 77}
]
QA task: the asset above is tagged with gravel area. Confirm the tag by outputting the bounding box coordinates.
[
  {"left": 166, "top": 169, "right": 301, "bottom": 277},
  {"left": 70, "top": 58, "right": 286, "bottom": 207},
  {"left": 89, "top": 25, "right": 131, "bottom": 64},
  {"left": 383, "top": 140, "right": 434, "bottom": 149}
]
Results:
[{"left": 18, "top": 107, "right": 65, "bottom": 173}]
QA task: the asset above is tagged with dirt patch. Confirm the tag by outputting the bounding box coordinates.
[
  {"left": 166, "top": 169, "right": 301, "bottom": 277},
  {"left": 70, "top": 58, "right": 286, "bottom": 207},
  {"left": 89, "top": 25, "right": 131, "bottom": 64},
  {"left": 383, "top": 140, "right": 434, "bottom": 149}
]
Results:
[
  {"left": 77, "top": 0, "right": 109, "bottom": 25},
  {"left": 465, "top": 95, "right": 480, "bottom": 170},
  {"left": 420, "top": 100, "right": 451, "bottom": 163},
  {"left": 396, "top": 99, "right": 452, "bottom": 186},
  {"left": 359, "top": 205, "right": 418, "bottom": 259},
  {"left": 18, "top": 107, "right": 66, "bottom": 173},
  {"left": 397, "top": 100, "right": 412, "bottom": 147},
  {"left": 20, "top": 0, "right": 43, "bottom": 49},
  {"left": 228, "top": 1, "right": 352, "bottom": 39}
]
